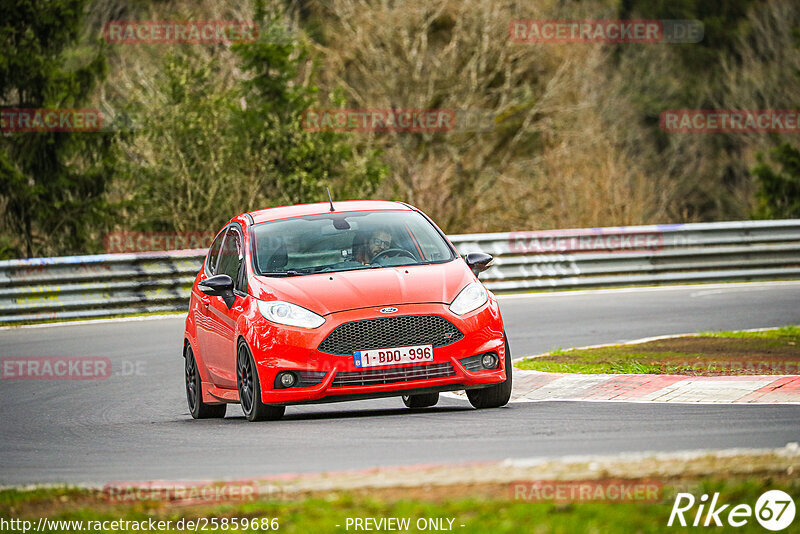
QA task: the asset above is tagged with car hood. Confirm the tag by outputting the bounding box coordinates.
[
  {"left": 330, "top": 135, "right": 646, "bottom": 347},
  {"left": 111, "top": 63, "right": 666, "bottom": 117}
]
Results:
[{"left": 250, "top": 259, "right": 475, "bottom": 315}]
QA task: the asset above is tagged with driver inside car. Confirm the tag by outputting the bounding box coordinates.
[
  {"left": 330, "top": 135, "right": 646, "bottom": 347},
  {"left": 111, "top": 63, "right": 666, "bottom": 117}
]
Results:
[{"left": 355, "top": 229, "right": 393, "bottom": 264}]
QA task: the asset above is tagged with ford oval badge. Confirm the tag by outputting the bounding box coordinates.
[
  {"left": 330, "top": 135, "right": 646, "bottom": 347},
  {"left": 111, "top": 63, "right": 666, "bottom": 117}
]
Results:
[{"left": 379, "top": 307, "right": 398, "bottom": 313}]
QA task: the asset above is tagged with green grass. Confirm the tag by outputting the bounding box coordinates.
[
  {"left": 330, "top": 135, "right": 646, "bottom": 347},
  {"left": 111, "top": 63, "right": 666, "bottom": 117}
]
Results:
[
  {"left": 1, "top": 478, "right": 797, "bottom": 533},
  {"left": 520, "top": 360, "right": 669, "bottom": 374},
  {"left": 515, "top": 326, "right": 800, "bottom": 375},
  {"left": 699, "top": 325, "right": 800, "bottom": 339},
  {"left": 515, "top": 349, "right": 699, "bottom": 374},
  {"left": 514, "top": 346, "right": 705, "bottom": 374}
]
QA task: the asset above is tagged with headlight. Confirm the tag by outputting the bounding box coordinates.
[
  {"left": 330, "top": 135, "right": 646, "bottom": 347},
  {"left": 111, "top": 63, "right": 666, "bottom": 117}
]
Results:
[
  {"left": 257, "top": 300, "right": 325, "bottom": 328},
  {"left": 449, "top": 282, "right": 488, "bottom": 315}
]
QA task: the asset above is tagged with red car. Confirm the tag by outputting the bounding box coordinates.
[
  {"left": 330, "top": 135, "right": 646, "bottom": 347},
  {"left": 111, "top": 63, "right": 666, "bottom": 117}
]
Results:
[{"left": 183, "top": 200, "right": 511, "bottom": 421}]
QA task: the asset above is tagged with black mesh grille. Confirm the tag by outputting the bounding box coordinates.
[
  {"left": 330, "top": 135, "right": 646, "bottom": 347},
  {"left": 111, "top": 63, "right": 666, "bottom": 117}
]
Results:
[
  {"left": 274, "top": 370, "right": 326, "bottom": 389},
  {"left": 318, "top": 315, "right": 464, "bottom": 355},
  {"left": 332, "top": 362, "right": 456, "bottom": 387},
  {"left": 297, "top": 371, "right": 326, "bottom": 387},
  {"left": 459, "top": 352, "right": 498, "bottom": 372},
  {"left": 459, "top": 354, "right": 484, "bottom": 372}
]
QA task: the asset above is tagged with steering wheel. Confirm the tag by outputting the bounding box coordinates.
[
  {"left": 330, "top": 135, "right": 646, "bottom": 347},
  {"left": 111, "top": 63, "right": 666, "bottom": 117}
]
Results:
[{"left": 371, "top": 248, "right": 416, "bottom": 263}]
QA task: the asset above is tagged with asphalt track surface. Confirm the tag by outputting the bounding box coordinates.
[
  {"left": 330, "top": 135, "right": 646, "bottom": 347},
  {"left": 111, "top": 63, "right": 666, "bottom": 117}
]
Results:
[{"left": 1, "top": 281, "right": 799, "bottom": 485}]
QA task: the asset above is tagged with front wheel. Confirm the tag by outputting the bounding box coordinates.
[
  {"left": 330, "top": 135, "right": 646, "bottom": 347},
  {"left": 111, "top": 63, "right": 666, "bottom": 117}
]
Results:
[
  {"left": 185, "top": 344, "right": 227, "bottom": 419},
  {"left": 466, "top": 336, "right": 512, "bottom": 409},
  {"left": 402, "top": 392, "right": 439, "bottom": 409},
  {"left": 237, "top": 341, "right": 285, "bottom": 422}
]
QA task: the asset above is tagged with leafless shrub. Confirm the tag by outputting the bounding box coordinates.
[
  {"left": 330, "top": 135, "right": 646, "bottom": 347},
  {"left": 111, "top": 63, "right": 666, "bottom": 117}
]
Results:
[{"left": 87, "top": 0, "right": 799, "bottom": 237}]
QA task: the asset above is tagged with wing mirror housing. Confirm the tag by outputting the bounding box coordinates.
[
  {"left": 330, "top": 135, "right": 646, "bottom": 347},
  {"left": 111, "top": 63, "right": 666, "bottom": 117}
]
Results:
[
  {"left": 464, "top": 252, "right": 494, "bottom": 276},
  {"left": 198, "top": 274, "right": 236, "bottom": 308}
]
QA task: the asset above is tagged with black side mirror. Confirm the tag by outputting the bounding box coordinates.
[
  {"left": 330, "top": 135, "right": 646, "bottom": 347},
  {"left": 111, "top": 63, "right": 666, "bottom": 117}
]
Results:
[
  {"left": 465, "top": 252, "right": 494, "bottom": 276},
  {"left": 198, "top": 274, "right": 236, "bottom": 308}
]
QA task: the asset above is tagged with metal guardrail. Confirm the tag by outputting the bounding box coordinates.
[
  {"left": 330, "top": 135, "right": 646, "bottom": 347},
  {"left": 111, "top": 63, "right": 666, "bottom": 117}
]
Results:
[{"left": 1, "top": 220, "right": 798, "bottom": 323}]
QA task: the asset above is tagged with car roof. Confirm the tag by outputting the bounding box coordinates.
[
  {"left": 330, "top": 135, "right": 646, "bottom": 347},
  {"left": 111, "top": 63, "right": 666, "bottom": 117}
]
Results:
[{"left": 246, "top": 200, "right": 413, "bottom": 225}]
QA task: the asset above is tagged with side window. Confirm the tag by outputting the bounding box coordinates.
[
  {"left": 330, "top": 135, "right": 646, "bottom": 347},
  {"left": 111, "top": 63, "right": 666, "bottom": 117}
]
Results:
[
  {"left": 236, "top": 257, "right": 248, "bottom": 294},
  {"left": 234, "top": 229, "right": 248, "bottom": 293},
  {"left": 206, "top": 228, "right": 227, "bottom": 275},
  {"left": 216, "top": 229, "right": 242, "bottom": 285}
]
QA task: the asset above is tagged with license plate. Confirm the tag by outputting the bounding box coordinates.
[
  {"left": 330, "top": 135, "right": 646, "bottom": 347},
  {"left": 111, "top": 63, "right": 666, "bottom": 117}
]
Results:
[{"left": 353, "top": 345, "right": 433, "bottom": 368}]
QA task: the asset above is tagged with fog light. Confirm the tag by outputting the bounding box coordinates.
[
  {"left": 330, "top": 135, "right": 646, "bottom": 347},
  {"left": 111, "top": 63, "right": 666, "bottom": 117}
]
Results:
[
  {"left": 481, "top": 353, "right": 498, "bottom": 369},
  {"left": 279, "top": 372, "right": 297, "bottom": 388}
]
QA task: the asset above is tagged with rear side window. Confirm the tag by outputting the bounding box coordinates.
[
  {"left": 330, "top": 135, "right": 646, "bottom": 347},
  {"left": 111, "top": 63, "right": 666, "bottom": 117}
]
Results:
[{"left": 206, "top": 228, "right": 227, "bottom": 274}]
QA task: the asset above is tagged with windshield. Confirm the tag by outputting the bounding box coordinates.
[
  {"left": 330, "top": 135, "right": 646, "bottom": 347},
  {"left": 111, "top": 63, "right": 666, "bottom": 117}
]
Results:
[{"left": 251, "top": 210, "right": 455, "bottom": 276}]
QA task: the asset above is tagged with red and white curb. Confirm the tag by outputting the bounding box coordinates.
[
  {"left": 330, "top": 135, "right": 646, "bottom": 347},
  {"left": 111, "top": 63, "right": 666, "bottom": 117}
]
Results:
[
  {"left": 502, "top": 328, "right": 800, "bottom": 404},
  {"left": 510, "top": 370, "right": 800, "bottom": 404}
]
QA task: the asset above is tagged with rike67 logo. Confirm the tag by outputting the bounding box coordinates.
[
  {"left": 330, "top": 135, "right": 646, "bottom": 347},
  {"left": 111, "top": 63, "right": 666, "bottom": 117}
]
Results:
[{"left": 669, "top": 490, "right": 795, "bottom": 531}]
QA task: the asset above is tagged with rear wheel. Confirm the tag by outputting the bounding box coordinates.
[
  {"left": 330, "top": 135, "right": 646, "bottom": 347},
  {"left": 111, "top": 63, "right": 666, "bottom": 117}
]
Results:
[
  {"left": 466, "top": 336, "right": 512, "bottom": 409},
  {"left": 402, "top": 392, "right": 439, "bottom": 409},
  {"left": 185, "top": 344, "right": 226, "bottom": 419},
  {"left": 237, "top": 341, "right": 285, "bottom": 422}
]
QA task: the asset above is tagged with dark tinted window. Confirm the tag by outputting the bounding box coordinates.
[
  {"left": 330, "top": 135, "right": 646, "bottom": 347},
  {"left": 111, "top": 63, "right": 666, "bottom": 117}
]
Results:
[
  {"left": 216, "top": 229, "right": 242, "bottom": 283},
  {"left": 236, "top": 258, "right": 248, "bottom": 293},
  {"left": 206, "top": 228, "right": 227, "bottom": 274}
]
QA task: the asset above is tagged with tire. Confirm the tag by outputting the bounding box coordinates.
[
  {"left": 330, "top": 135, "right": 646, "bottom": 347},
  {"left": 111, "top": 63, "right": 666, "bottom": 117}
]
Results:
[
  {"left": 237, "top": 341, "right": 285, "bottom": 422},
  {"left": 402, "top": 392, "right": 439, "bottom": 408},
  {"left": 184, "top": 344, "right": 227, "bottom": 419},
  {"left": 466, "top": 336, "right": 512, "bottom": 409}
]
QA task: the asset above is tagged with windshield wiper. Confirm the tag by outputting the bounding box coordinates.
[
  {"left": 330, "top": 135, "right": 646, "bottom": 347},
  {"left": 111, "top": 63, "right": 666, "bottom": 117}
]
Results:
[
  {"left": 315, "top": 264, "right": 383, "bottom": 273},
  {"left": 259, "top": 269, "right": 312, "bottom": 277}
]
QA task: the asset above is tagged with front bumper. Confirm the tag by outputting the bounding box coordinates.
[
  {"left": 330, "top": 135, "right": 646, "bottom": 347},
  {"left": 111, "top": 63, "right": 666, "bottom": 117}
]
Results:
[{"left": 248, "top": 301, "right": 506, "bottom": 405}]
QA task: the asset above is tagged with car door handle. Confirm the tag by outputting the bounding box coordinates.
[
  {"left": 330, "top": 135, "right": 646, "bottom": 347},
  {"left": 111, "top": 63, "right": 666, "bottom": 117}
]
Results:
[{"left": 199, "top": 296, "right": 210, "bottom": 307}]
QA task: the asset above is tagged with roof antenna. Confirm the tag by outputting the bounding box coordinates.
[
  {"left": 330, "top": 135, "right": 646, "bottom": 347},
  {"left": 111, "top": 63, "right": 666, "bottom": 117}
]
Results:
[{"left": 326, "top": 187, "right": 335, "bottom": 212}]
